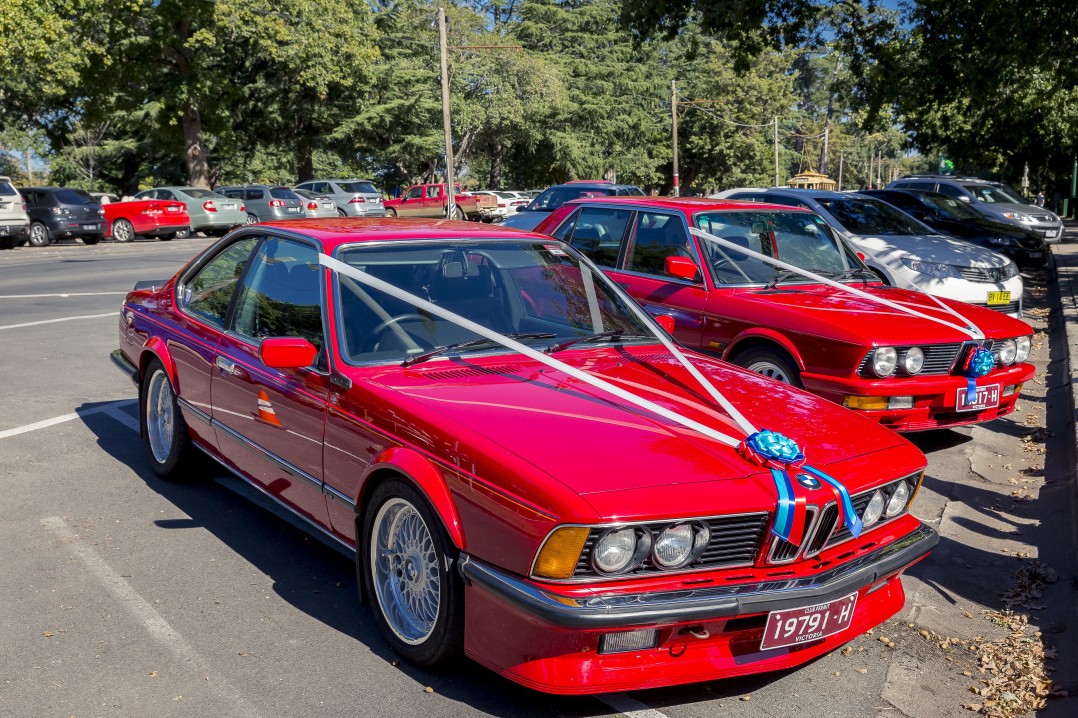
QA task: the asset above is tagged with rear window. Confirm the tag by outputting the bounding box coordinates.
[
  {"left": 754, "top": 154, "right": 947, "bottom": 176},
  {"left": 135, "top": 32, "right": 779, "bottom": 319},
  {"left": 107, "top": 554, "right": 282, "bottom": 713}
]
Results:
[
  {"left": 337, "top": 181, "right": 378, "bottom": 194},
  {"left": 270, "top": 188, "right": 299, "bottom": 200},
  {"left": 0, "top": 182, "right": 16, "bottom": 196},
  {"left": 183, "top": 189, "right": 218, "bottom": 199},
  {"left": 55, "top": 189, "right": 95, "bottom": 205},
  {"left": 529, "top": 186, "right": 617, "bottom": 212}
]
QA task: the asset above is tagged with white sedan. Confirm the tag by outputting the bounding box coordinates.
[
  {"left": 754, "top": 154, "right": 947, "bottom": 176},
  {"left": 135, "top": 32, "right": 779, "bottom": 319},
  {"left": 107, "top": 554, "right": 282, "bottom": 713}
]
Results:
[{"left": 713, "top": 188, "right": 1024, "bottom": 317}]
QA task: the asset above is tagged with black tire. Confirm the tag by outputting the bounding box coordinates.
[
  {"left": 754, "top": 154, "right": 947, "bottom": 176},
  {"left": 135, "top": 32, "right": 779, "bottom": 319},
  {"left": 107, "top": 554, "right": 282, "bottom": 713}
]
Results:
[
  {"left": 446, "top": 204, "right": 463, "bottom": 220},
  {"left": 245, "top": 214, "right": 258, "bottom": 225},
  {"left": 82, "top": 236, "right": 100, "bottom": 245},
  {"left": 112, "top": 218, "right": 135, "bottom": 242},
  {"left": 0, "top": 236, "right": 15, "bottom": 250},
  {"left": 732, "top": 346, "right": 803, "bottom": 387},
  {"left": 337, "top": 208, "right": 347, "bottom": 218},
  {"left": 385, "top": 207, "right": 397, "bottom": 218},
  {"left": 28, "top": 222, "right": 51, "bottom": 247},
  {"left": 362, "top": 479, "right": 463, "bottom": 667},
  {"left": 139, "top": 359, "right": 198, "bottom": 480},
  {"left": 174, "top": 227, "right": 191, "bottom": 239}
]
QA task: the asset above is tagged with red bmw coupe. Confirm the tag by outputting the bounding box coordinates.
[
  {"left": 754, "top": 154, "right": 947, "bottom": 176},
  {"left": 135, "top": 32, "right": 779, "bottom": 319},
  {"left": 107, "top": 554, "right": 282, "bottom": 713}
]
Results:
[
  {"left": 112, "top": 218, "right": 936, "bottom": 694},
  {"left": 534, "top": 197, "right": 1035, "bottom": 432}
]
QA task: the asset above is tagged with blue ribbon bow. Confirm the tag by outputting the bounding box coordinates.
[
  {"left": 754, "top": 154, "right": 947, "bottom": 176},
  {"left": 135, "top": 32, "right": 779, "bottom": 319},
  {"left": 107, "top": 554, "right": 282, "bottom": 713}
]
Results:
[
  {"left": 963, "top": 346, "right": 995, "bottom": 402},
  {"left": 741, "top": 430, "right": 863, "bottom": 546}
]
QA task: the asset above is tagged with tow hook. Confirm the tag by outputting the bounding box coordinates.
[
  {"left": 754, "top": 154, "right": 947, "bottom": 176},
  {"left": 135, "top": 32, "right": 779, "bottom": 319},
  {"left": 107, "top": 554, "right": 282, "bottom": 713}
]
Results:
[{"left": 679, "top": 625, "right": 710, "bottom": 640}]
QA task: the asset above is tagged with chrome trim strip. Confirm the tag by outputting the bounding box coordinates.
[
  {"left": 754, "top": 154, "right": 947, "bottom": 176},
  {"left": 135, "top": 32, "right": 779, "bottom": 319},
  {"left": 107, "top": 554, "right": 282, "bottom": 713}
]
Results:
[
  {"left": 110, "top": 349, "right": 138, "bottom": 385},
  {"left": 212, "top": 418, "right": 323, "bottom": 493},
  {"left": 176, "top": 396, "right": 213, "bottom": 427},
  {"left": 324, "top": 483, "right": 357, "bottom": 510},
  {"left": 462, "top": 524, "right": 938, "bottom": 630}
]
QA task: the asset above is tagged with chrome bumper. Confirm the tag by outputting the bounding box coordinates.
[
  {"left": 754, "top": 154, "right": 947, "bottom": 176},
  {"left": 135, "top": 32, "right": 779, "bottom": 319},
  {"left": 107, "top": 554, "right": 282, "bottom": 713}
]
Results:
[{"left": 459, "top": 523, "right": 938, "bottom": 629}]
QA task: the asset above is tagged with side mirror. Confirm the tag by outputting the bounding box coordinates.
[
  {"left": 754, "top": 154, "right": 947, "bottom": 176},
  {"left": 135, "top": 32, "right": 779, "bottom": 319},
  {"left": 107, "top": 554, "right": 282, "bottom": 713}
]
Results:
[
  {"left": 665, "top": 255, "right": 700, "bottom": 282},
  {"left": 959, "top": 195, "right": 972, "bottom": 203},
  {"left": 655, "top": 315, "right": 676, "bottom": 333},
  {"left": 259, "top": 337, "right": 318, "bottom": 369}
]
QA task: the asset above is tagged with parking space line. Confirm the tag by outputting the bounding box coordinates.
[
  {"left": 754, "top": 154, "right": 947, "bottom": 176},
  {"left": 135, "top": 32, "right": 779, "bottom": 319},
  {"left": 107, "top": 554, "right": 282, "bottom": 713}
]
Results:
[
  {"left": 0, "top": 312, "right": 116, "bottom": 330},
  {"left": 41, "top": 517, "right": 263, "bottom": 718},
  {"left": 0, "top": 291, "right": 128, "bottom": 299},
  {"left": 0, "top": 399, "right": 135, "bottom": 440},
  {"left": 103, "top": 405, "right": 140, "bottom": 433},
  {"left": 599, "top": 692, "right": 672, "bottom": 718}
]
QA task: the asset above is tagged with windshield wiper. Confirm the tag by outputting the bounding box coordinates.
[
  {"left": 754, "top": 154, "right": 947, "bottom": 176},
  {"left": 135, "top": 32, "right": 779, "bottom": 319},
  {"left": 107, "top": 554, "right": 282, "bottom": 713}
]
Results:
[
  {"left": 543, "top": 330, "right": 652, "bottom": 354},
  {"left": 402, "top": 332, "right": 555, "bottom": 367},
  {"left": 830, "top": 268, "right": 877, "bottom": 282},
  {"left": 765, "top": 270, "right": 804, "bottom": 289}
]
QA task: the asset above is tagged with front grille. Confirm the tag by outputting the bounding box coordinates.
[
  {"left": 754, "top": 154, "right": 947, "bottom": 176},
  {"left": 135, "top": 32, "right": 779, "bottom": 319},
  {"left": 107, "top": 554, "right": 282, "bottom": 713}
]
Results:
[
  {"left": 857, "top": 343, "right": 963, "bottom": 377},
  {"left": 571, "top": 513, "right": 769, "bottom": 579},
  {"left": 957, "top": 266, "right": 1011, "bottom": 283},
  {"left": 768, "top": 506, "right": 819, "bottom": 563},
  {"left": 1030, "top": 214, "right": 1055, "bottom": 222},
  {"left": 826, "top": 492, "right": 874, "bottom": 546},
  {"left": 806, "top": 504, "right": 839, "bottom": 555}
]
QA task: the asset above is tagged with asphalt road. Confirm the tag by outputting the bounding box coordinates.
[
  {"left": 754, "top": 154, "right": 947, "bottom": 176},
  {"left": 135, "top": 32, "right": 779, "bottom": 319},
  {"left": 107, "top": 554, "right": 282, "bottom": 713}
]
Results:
[{"left": 0, "top": 237, "right": 1071, "bottom": 718}]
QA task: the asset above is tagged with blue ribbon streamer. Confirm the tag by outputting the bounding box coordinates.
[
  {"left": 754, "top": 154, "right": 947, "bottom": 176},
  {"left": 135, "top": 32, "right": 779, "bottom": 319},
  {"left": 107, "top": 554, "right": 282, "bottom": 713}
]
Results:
[
  {"left": 801, "top": 465, "right": 864, "bottom": 538},
  {"left": 770, "top": 468, "right": 795, "bottom": 541}
]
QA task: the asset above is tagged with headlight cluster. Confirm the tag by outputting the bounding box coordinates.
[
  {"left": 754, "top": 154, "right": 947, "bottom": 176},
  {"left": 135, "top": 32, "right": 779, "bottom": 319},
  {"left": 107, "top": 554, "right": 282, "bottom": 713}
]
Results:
[
  {"left": 1001, "top": 211, "right": 1034, "bottom": 223},
  {"left": 985, "top": 236, "right": 1019, "bottom": 247},
  {"left": 592, "top": 521, "right": 710, "bottom": 575},
  {"left": 901, "top": 258, "right": 962, "bottom": 279},
  {"left": 1000, "top": 261, "right": 1020, "bottom": 280},
  {"left": 870, "top": 346, "right": 925, "bottom": 377},
  {"left": 859, "top": 475, "right": 918, "bottom": 529},
  {"left": 998, "top": 336, "right": 1031, "bottom": 364}
]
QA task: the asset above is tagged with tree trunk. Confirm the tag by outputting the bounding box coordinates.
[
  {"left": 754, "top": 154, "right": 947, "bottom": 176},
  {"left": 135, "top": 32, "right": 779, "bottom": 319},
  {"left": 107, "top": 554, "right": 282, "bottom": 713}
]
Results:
[
  {"left": 182, "top": 104, "right": 210, "bottom": 189},
  {"left": 296, "top": 144, "right": 314, "bottom": 183},
  {"left": 488, "top": 138, "right": 503, "bottom": 189}
]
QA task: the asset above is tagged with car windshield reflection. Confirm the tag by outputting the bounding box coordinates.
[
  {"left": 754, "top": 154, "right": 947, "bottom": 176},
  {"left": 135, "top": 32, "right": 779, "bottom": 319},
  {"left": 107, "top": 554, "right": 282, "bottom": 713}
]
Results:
[{"left": 336, "top": 240, "right": 655, "bottom": 364}]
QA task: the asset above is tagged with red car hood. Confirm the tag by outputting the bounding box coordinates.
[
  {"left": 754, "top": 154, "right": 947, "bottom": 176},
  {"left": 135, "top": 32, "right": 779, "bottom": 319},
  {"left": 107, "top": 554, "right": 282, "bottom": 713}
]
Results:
[
  {"left": 359, "top": 347, "right": 917, "bottom": 500},
  {"left": 728, "top": 283, "right": 1031, "bottom": 344}
]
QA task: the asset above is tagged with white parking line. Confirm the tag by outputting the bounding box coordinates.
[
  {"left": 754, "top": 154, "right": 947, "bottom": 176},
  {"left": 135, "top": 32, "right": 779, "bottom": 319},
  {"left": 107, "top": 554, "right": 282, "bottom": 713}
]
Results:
[
  {"left": 0, "top": 399, "right": 135, "bottom": 440},
  {"left": 0, "top": 312, "right": 116, "bottom": 330},
  {"left": 41, "top": 517, "right": 263, "bottom": 718},
  {"left": 599, "top": 693, "right": 673, "bottom": 718},
  {"left": 0, "top": 291, "right": 128, "bottom": 299}
]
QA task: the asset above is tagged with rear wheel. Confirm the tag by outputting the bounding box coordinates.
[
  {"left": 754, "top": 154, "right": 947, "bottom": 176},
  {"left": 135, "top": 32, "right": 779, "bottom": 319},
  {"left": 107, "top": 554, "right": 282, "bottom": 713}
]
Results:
[
  {"left": 245, "top": 214, "right": 258, "bottom": 225},
  {"left": 446, "top": 204, "right": 463, "bottom": 220},
  {"left": 0, "top": 236, "right": 15, "bottom": 250},
  {"left": 82, "top": 236, "right": 100, "bottom": 245},
  {"left": 174, "top": 227, "right": 191, "bottom": 239},
  {"left": 733, "top": 346, "right": 803, "bottom": 387},
  {"left": 362, "top": 479, "right": 463, "bottom": 667},
  {"left": 140, "top": 359, "right": 198, "bottom": 480},
  {"left": 112, "top": 218, "right": 135, "bottom": 242},
  {"left": 28, "top": 222, "right": 50, "bottom": 247},
  {"left": 337, "top": 208, "right": 347, "bottom": 218}
]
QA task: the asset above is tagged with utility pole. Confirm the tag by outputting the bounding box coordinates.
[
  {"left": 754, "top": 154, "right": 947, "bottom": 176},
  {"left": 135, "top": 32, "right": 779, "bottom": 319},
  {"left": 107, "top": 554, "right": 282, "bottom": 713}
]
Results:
[
  {"left": 438, "top": 8, "right": 456, "bottom": 218},
  {"left": 25, "top": 149, "right": 32, "bottom": 185},
  {"left": 819, "top": 57, "right": 841, "bottom": 176},
  {"left": 774, "top": 117, "right": 780, "bottom": 187},
  {"left": 837, "top": 152, "right": 844, "bottom": 191},
  {"left": 671, "top": 80, "right": 679, "bottom": 196}
]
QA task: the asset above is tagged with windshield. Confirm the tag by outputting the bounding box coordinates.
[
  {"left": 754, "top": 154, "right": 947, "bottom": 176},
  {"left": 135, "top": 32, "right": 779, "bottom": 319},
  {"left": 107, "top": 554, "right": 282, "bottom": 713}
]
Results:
[
  {"left": 815, "top": 197, "right": 926, "bottom": 235},
  {"left": 527, "top": 186, "right": 618, "bottom": 212},
  {"left": 916, "top": 192, "right": 980, "bottom": 220},
  {"left": 336, "top": 240, "right": 653, "bottom": 364},
  {"left": 338, "top": 181, "right": 378, "bottom": 194},
  {"left": 963, "top": 183, "right": 1026, "bottom": 204},
  {"left": 695, "top": 210, "right": 866, "bottom": 285}
]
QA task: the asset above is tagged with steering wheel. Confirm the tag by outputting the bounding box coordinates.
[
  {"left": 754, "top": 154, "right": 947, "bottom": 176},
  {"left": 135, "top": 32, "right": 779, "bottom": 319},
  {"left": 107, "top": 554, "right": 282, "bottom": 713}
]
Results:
[{"left": 364, "top": 313, "right": 434, "bottom": 353}]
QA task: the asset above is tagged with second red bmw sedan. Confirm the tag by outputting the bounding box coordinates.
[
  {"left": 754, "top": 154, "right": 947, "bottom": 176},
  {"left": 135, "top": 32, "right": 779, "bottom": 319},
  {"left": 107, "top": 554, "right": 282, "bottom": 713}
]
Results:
[{"left": 534, "top": 197, "right": 1035, "bottom": 432}]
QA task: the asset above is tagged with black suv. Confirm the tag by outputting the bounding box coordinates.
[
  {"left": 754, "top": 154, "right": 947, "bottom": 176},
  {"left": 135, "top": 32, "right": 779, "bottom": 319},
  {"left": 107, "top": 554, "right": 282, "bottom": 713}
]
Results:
[
  {"left": 20, "top": 187, "right": 106, "bottom": 246},
  {"left": 859, "top": 189, "right": 1048, "bottom": 268}
]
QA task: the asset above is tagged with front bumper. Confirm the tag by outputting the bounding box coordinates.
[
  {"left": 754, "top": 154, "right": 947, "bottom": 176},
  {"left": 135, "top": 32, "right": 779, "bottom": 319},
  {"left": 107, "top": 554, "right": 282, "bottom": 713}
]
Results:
[
  {"left": 458, "top": 522, "right": 937, "bottom": 693},
  {"left": 1031, "top": 222, "right": 1063, "bottom": 243}
]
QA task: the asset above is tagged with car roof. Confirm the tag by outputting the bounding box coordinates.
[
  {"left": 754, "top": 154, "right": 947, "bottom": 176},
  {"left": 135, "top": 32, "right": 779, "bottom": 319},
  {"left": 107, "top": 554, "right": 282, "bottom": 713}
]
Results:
[
  {"left": 562, "top": 195, "right": 811, "bottom": 214},
  {"left": 547, "top": 181, "right": 640, "bottom": 191},
  {"left": 258, "top": 217, "right": 547, "bottom": 253}
]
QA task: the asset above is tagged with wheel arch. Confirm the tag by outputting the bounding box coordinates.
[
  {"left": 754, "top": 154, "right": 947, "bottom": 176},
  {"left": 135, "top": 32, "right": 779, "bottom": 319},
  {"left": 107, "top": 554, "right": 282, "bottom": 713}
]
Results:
[
  {"left": 724, "top": 330, "right": 805, "bottom": 372},
  {"left": 138, "top": 337, "right": 179, "bottom": 392}
]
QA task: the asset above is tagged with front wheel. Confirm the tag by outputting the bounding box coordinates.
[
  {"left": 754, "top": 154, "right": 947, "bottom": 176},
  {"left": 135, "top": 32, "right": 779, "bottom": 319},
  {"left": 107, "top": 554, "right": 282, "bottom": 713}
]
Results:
[
  {"left": 112, "top": 218, "right": 135, "bottom": 242},
  {"left": 733, "top": 346, "right": 803, "bottom": 387},
  {"left": 140, "top": 360, "right": 198, "bottom": 480},
  {"left": 362, "top": 479, "right": 463, "bottom": 667},
  {"left": 28, "top": 222, "right": 50, "bottom": 247},
  {"left": 385, "top": 207, "right": 398, "bottom": 218}
]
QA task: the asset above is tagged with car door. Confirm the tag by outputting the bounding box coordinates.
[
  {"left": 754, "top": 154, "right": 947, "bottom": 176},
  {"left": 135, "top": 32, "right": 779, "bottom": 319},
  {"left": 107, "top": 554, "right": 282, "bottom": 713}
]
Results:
[
  {"left": 398, "top": 186, "right": 424, "bottom": 217},
  {"left": 606, "top": 209, "right": 706, "bottom": 348},
  {"left": 423, "top": 185, "right": 443, "bottom": 217},
  {"left": 211, "top": 235, "right": 331, "bottom": 527},
  {"left": 174, "top": 235, "right": 262, "bottom": 451}
]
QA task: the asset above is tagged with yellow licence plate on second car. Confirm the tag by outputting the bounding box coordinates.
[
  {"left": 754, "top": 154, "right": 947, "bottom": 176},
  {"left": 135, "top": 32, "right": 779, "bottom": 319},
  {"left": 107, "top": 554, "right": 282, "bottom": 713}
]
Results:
[{"left": 987, "top": 291, "right": 1011, "bottom": 306}]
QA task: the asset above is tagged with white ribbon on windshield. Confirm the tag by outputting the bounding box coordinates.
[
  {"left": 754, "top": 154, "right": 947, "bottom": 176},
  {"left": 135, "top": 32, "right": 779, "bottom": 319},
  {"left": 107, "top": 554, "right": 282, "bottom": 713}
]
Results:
[
  {"left": 319, "top": 253, "right": 746, "bottom": 447},
  {"left": 688, "top": 227, "right": 985, "bottom": 340}
]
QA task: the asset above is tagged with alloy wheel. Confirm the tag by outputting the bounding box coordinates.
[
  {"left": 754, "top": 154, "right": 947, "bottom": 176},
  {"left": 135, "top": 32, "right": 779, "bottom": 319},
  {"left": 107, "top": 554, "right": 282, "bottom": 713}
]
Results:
[
  {"left": 370, "top": 497, "right": 441, "bottom": 645},
  {"left": 145, "top": 370, "right": 176, "bottom": 464}
]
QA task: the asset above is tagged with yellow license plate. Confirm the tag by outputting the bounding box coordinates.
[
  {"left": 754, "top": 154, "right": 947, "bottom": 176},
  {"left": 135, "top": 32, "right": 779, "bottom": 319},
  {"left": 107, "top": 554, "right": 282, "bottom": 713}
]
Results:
[{"left": 987, "top": 291, "right": 1011, "bottom": 306}]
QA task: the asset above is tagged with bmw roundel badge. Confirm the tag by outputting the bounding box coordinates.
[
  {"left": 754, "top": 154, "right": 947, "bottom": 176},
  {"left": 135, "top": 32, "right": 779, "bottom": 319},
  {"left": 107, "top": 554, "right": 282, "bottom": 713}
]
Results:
[{"left": 797, "top": 474, "right": 822, "bottom": 490}]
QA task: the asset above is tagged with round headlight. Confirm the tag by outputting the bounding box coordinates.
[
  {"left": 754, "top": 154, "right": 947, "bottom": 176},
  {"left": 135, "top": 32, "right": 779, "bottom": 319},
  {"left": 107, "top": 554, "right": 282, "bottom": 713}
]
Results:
[
  {"left": 862, "top": 490, "right": 885, "bottom": 527},
  {"left": 1015, "top": 336, "right": 1031, "bottom": 363},
  {"left": 885, "top": 482, "right": 911, "bottom": 517},
  {"left": 593, "top": 528, "right": 641, "bottom": 574},
  {"left": 998, "top": 338, "right": 1017, "bottom": 365},
  {"left": 872, "top": 347, "right": 897, "bottom": 377},
  {"left": 903, "top": 347, "right": 924, "bottom": 374},
  {"left": 652, "top": 522, "right": 710, "bottom": 569}
]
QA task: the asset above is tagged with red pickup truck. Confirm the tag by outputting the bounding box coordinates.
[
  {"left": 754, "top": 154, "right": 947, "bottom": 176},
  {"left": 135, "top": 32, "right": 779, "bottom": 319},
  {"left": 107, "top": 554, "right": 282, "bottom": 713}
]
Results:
[{"left": 383, "top": 183, "right": 496, "bottom": 220}]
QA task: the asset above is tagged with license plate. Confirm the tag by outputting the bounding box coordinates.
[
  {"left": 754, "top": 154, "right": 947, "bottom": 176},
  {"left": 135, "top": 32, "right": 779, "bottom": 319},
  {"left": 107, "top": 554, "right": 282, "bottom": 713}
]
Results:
[
  {"left": 167, "top": 206, "right": 180, "bottom": 212},
  {"left": 1030, "top": 252, "right": 1043, "bottom": 258},
  {"left": 82, "top": 224, "right": 99, "bottom": 230},
  {"left": 760, "top": 593, "right": 858, "bottom": 651},
  {"left": 222, "top": 203, "right": 236, "bottom": 210},
  {"left": 956, "top": 384, "right": 1001, "bottom": 412},
  {"left": 287, "top": 207, "right": 300, "bottom": 212},
  {"left": 1045, "top": 230, "right": 1059, "bottom": 238},
  {"left": 367, "top": 198, "right": 379, "bottom": 203},
  {"left": 987, "top": 290, "right": 1011, "bottom": 306}
]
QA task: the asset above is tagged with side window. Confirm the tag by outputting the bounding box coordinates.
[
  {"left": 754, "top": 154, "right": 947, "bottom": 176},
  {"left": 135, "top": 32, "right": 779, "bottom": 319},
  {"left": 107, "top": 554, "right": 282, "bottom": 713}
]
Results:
[
  {"left": 549, "top": 208, "right": 580, "bottom": 242},
  {"left": 425, "top": 186, "right": 441, "bottom": 199},
  {"left": 313, "top": 183, "right": 329, "bottom": 194},
  {"left": 566, "top": 206, "right": 632, "bottom": 268},
  {"left": 232, "top": 237, "right": 324, "bottom": 353},
  {"left": 246, "top": 188, "right": 265, "bottom": 200},
  {"left": 157, "top": 190, "right": 174, "bottom": 200},
  {"left": 728, "top": 192, "right": 767, "bottom": 201},
  {"left": 183, "top": 237, "right": 260, "bottom": 327},
  {"left": 405, "top": 186, "right": 423, "bottom": 200},
  {"left": 626, "top": 212, "right": 694, "bottom": 276},
  {"left": 936, "top": 183, "right": 966, "bottom": 200}
]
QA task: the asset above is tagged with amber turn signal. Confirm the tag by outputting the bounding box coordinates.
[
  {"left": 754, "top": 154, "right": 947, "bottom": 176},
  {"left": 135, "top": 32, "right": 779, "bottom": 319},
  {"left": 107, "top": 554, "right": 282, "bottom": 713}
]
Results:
[
  {"left": 842, "top": 395, "right": 888, "bottom": 411},
  {"left": 533, "top": 527, "right": 590, "bottom": 579}
]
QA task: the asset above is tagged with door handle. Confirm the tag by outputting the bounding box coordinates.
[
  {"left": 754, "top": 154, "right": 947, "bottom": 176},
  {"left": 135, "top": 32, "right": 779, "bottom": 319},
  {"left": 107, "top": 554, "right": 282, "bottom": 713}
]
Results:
[{"left": 215, "top": 356, "right": 239, "bottom": 375}]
